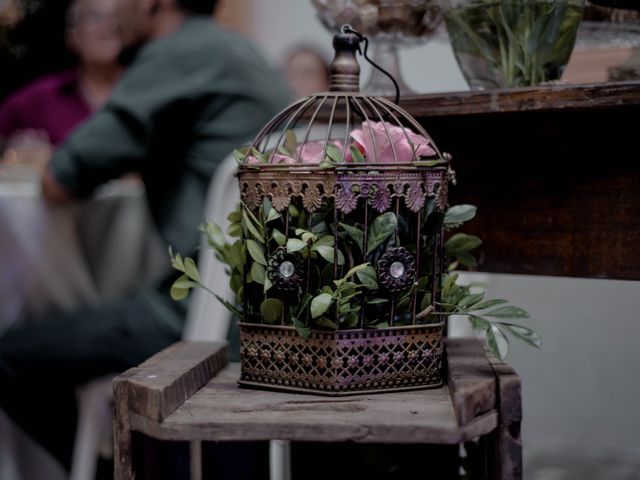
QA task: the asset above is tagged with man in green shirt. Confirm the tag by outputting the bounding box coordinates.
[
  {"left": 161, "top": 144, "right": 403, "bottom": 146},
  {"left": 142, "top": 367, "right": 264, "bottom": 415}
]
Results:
[{"left": 0, "top": 0, "right": 289, "bottom": 471}]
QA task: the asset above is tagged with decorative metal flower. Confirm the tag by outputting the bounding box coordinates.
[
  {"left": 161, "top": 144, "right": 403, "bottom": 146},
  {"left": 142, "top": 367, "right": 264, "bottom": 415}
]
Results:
[
  {"left": 377, "top": 246, "right": 416, "bottom": 293},
  {"left": 267, "top": 247, "right": 305, "bottom": 291}
]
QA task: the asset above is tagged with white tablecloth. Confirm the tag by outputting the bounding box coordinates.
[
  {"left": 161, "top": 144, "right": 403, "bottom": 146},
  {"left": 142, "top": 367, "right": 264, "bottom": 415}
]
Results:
[
  {"left": 0, "top": 177, "right": 169, "bottom": 479},
  {"left": 0, "top": 178, "right": 169, "bottom": 332}
]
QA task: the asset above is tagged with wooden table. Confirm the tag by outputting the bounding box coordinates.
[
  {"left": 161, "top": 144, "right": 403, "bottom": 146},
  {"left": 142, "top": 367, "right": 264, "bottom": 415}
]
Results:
[{"left": 114, "top": 338, "right": 520, "bottom": 480}]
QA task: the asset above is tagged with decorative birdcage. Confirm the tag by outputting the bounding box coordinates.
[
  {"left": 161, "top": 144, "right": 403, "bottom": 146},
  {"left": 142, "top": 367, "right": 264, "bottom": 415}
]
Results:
[{"left": 235, "top": 27, "right": 452, "bottom": 395}]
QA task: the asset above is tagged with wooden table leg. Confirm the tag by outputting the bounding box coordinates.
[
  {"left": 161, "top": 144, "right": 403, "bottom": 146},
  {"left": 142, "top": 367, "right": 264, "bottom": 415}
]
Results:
[{"left": 487, "top": 354, "right": 522, "bottom": 480}]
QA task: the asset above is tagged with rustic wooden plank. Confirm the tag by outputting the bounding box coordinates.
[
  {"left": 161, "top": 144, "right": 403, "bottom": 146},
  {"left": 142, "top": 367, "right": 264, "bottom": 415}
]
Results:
[
  {"left": 446, "top": 338, "right": 497, "bottom": 426},
  {"left": 128, "top": 362, "right": 498, "bottom": 445},
  {"left": 411, "top": 90, "right": 640, "bottom": 279},
  {"left": 400, "top": 81, "right": 640, "bottom": 117},
  {"left": 486, "top": 350, "right": 522, "bottom": 480},
  {"left": 114, "top": 370, "right": 135, "bottom": 480},
  {"left": 125, "top": 341, "right": 229, "bottom": 421}
]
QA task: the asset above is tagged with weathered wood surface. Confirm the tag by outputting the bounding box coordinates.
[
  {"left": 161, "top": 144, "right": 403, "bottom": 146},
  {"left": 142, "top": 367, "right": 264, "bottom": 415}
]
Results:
[
  {"left": 486, "top": 350, "right": 523, "bottom": 480},
  {"left": 400, "top": 81, "right": 640, "bottom": 116},
  {"left": 401, "top": 81, "right": 640, "bottom": 280},
  {"left": 129, "top": 361, "right": 498, "bottom": 445},
  {"left": 446, "top": 338, "right": 496, "bottom": 425},
  {"left": 124, "top": 341, "right": 229, "bottom": 421},
  {"left": 114, "top": 342, "right": 228, "bottom": 480}
]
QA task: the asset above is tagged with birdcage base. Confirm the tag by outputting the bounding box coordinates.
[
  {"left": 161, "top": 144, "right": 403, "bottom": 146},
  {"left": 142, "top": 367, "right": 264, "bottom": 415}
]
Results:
[{"left": 238, "top": 322, "right": 444, "bottom": 395}]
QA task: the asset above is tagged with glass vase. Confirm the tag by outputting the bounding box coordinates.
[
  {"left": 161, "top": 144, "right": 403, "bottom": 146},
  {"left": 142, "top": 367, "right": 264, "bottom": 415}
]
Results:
[{"left": 442, "top": 0, "right": 586, "bottom": 89}]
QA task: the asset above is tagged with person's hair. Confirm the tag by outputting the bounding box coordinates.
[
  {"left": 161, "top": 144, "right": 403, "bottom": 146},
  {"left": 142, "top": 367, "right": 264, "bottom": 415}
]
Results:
[{"left": 176, "top": 0, "right": 220, "bottom": 14}]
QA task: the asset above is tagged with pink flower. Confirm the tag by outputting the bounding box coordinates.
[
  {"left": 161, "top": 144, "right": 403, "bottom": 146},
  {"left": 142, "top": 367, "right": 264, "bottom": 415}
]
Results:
[
  {"left": 296, "top": 140, "right": 344, "bottom": 164},
  {"left": 350, "top": 121, "right": 435, "bottom": 163}
]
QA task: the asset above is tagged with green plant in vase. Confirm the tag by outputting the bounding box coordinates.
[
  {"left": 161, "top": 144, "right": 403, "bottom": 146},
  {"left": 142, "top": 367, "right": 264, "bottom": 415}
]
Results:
[{"left": 444, "top": 0, "right": 585, "bottom": 89}]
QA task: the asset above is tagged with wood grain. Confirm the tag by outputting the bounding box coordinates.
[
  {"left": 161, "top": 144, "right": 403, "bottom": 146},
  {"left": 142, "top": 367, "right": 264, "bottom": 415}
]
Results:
[
  {"left": 446, "top": 338, "right": 497, "bottom": 426},
  {"left": 125, "top": 341, "right": 229, "bottom": 421}
]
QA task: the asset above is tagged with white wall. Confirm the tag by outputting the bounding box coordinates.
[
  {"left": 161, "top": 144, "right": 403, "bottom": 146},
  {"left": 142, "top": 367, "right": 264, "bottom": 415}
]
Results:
[
  {"left": 243, "top": 0, "right": 640, "bottom": 465},
  {"left": 245, "top": 0, "right": 468, "bottom": 94}
]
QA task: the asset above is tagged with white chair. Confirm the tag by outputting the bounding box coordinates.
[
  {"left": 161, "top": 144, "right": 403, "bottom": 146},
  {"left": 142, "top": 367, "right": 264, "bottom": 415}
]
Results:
[{"left": 70, "top": 154, "right": 290, "bottom": 480}]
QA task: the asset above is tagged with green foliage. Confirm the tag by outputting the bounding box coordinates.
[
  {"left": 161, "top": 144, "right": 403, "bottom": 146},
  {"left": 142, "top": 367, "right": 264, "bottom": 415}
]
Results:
[{"left": 168, "top": 195, "right": 540, "bottom": 361}]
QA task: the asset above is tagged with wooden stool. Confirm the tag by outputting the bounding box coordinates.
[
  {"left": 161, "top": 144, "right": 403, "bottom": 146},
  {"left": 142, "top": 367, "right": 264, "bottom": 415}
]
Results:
[{"left": 113, "top": 338, "right": 521, "bottom": 480}]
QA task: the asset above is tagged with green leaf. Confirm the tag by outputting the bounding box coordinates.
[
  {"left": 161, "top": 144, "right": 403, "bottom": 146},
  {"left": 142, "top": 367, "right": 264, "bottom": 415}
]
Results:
[
  {"left": 367, "top": 212, "right": 397, "bottom": 254},
  {"left": 443, "top": 273, "right": 459, "bottom": 293},
  {"left": 484, "top": 306, "right": 529, "bottom": 319},
  {"left": 295, "top": 293, "right": 313, "bottom": 319},
  {"left": 288, "top": 203, "right": 300, "bottom": 218},
  {"left": 266, "top": 208, "right": 281, "bottom": 223},
  {"left": 349, "top": 145, "right": 365, "bottom": 163},
  {"left": 293, "top": 319, "right": 311, "bottom": 338},
  {"left": 315, "top": 245, "right": 345, "bottom": 265},
  {"left": 170, "top": 286, "right": 188, "bottom": 301},
  {"left": 499, "top": 322, "right": 542, "bottom": 348},
  {"left": 356, "top": 266, "right": 378, "bottom": 290},
  {"left": 342, "top": 311, "right": 360, "bottom": 328},
  {"left": 272, "top": 229, "right": 287, "bottom": 246},
  {"left": 227, "top": 222, "right": 242, "bottom": 238},
  {"left": 250, "top": 262, "right": 266, "bottom": 285},
  {"left": 302, "top": 232, "right": 317, "bottom": 243},
  {"left": 172, "top": 274, "right": 199, "bottom": 289},
  {"left": 246, "top": 239, "right": 267, "bottom": 266},
  {"left": 457, "top": 292, "right": 485, "bottom": 310},
  {"left": 444, "top": 204, "right": 477, "bottom": 228},
  {"left": 227, "top": 208, "right": 242, "bottom": 223},
  {"left": 202, "top": 222, "right": 225, "bottom": 250},
  {"left": 368, "top": 321, "right": 389, "bottom": 329},
  {"left": 420, "top": 292, "right": 432, "bottom": 311},
  {"left": 445, "top": 233, "right": 482, "bottom": 254},
  {"left": 473, "top": 299, "right": 509, "bottom": 311},
  {"left": 367, "top": 297, "right": 389, "bottom": 305},
  {"left": 284, "top": 129, "right": 298, "bottom": 156},
  {"left": 335, "top": 263, "right": 370, "bottom": 287},
  {"left": 486, "top": 324, "right": 509, "bottom": 360},
  {"left": 233, "top": 147, "right": 250, "bottom": 164},
  {"left": 325, "top": 143, "right": 342, "bottom": 163},
  {"left": 314, "top": 316, "right": 338, "bottom": 330},
  {"left": 242, "top": 209, "right": 265, "bottom": 244},
  {"left": 264, "top": 277, "right": 273, "bottom": 293},
  {"left": 311, "top": 293, "right": 333, "bottom": 318},
  {"left": 287, "top": 238, "right": 307, "bottom": 253},
  {"left": 456, "top": 251, "right": 478, "bottom": 268},
  {"left": 340, "top": 222, "right": 364, "bottom": 252},
  {"left": 169, "top": 248, "right": 185, "bottom": 273},
  {"left": 260, "top": 298, "right": 283, "bottom": 324},
  {"left": 184, "top": 257, "right": 200, "bottom": 282},
  {"left": 313, "top": 234, "right": 334, "bottom": 248},
  {"left": 318, "top": 159, "right": 334, "bottom": 170}
]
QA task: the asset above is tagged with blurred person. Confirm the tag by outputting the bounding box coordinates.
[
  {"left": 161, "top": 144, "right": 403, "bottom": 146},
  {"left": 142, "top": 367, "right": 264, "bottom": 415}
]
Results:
[
  {"left": 0, "top": 0, "right": 123, "bottom": 167},
  {"left": 0, "top": 0, "right": 289, "bottom": 474},
  {"left": 282, "top": 44, "right": 330, "bottom": 97}
]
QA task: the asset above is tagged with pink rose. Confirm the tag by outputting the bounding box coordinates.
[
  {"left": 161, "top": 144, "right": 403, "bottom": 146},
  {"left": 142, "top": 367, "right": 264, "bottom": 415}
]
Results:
[
  {"left": 350, "top": 121, "right": 435, "bottom": 163},
  {"left": 296, "top": 140, "right": 344, "bottom": 164}
]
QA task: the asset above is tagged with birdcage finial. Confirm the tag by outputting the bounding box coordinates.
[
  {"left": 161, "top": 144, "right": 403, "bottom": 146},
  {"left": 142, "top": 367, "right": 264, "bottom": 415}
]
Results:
[{"left": 329, "top": 26, "right": 361, "bottom": 93}]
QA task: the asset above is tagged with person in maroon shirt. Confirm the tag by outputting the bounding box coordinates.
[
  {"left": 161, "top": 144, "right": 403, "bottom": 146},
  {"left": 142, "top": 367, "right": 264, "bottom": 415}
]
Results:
[{"left": 0, "top": 0, "right": 122, "bottom": 163}]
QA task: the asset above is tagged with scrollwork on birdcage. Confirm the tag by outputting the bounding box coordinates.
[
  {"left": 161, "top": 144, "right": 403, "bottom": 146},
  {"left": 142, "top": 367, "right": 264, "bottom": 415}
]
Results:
[
  {"left": 239, "top": 167, "right": 449, "bottom": 214},
  {"left": 239, "top": 323, "right": 444, "bottom": 394},
  {"left": 239, "top": 169, "right": 336, "bottom": 212}
]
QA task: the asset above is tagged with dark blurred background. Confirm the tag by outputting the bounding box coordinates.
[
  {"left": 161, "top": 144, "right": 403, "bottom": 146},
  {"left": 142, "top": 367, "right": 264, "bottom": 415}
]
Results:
[{"left": 1, "top": 0, "right": 74, "bottom": 101}]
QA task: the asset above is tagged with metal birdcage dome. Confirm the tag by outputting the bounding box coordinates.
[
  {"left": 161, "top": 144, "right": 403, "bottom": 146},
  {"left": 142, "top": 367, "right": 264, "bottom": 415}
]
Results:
[{"left": 236, "top": 27, "right": 452, "bottom": 395}]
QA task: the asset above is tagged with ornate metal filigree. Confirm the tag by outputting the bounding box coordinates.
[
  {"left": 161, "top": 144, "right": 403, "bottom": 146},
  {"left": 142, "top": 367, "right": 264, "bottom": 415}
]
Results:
[
  {"left": 378, "top": 247, "right": 416, "bottom": 293},
  {"left": 267, "top": 247, "right": 305, "bottom": 291},
  {"left": 239, "top": 167, "right": 449, "bottom": 214},
  {"left": 239, "top": 323, "right": 444, "bottom": 395}
]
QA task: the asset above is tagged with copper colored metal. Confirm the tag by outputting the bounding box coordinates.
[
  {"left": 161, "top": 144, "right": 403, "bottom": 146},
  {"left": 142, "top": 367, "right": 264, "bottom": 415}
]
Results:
[{"left": 239, "top": 323, "right": 444, "bottom": 395}]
